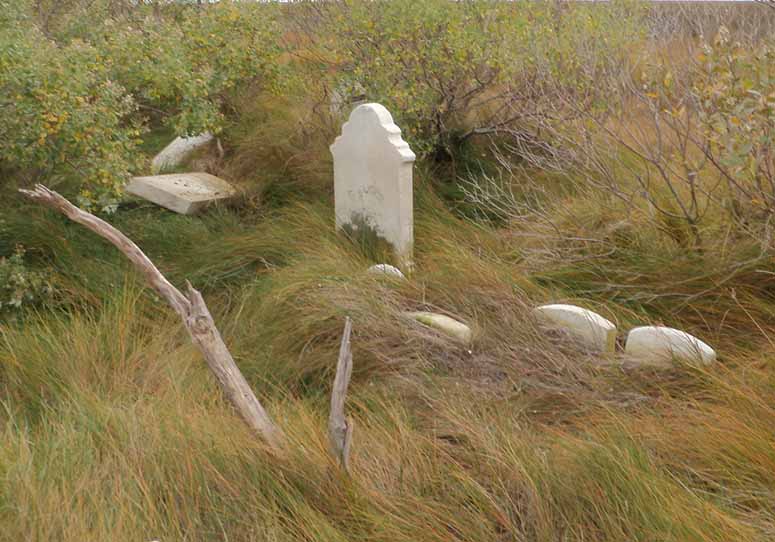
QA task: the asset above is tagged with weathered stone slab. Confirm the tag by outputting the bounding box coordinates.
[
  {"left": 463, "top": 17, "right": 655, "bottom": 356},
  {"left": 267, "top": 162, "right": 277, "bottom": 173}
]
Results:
[
  {"left": 533, "top": 304, "right": 617, "bottom": 352},
  {"left": 405, "top": 311, "right": 472, "bottom": 343},
  {"left": 367, "top": 263, "right": 405, "bottom": 279},
  {"left": 331, "top": 103, "right": 416, "bottom": 269},
  {"left": 126, "top": 173, "right": 236, "bottom": 215},
  {"left": 625, "top": 326, "right": 716, "bottom": 366},
  {"left": 151, "top": 132, "right": 214, "bottom": 174}
]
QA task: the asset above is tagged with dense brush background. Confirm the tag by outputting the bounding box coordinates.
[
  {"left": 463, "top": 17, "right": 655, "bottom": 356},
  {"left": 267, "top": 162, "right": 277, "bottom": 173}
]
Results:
[{"left": 2, "top": 1, "right": 775, "bottom": 540}]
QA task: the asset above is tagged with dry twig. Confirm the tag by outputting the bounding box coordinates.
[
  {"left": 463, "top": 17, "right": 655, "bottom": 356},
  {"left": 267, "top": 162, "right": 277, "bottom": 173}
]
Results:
[{"left": 328, "top": 317, "right": 354, "bottom": 471}]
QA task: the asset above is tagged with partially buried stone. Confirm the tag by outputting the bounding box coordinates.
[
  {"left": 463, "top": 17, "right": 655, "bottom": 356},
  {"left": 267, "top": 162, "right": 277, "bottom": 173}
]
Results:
[
  {"left": 151, "top": 132, "right": 214, "bottom": 174},
  {"left": 405, "top": 311, "right": 473, "bottom": 343},
  {"left": 126, "top": 172, "right": 236, "bottom": 215},
  {"left": 367, "top": 264, "right": 405, "bottom": 279},
  {"left": 533, "top": 304, "right": 617, "bottom": 352},
  {"left": 625, "top": 326, "right": 716, "bottom": 366}
]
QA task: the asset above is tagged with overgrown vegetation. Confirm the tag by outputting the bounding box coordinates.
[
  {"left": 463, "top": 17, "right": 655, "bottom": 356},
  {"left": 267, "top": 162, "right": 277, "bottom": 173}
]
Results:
[
  {"left": 289, "top": 0, "right": 642, "bottom": 159},
  {"left": 0, "top": 246, "right": 51, "bottom": 313},
  {"left": 3, "top": 1, "right": 775, "bottom": 541},
  {"left": 0, "top": 0, "right": 282, "bottom": 208}
]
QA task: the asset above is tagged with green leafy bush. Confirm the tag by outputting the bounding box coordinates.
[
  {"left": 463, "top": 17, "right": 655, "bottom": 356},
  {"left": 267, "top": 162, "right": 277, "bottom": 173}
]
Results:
[
  {"left": 0, "top": 246, "right": 52, "bottom": 313},
  {"left": 0, "top": 1, "right": 284, "bottom": 209},
  {"left": 0, "top": 3, "right": 143, "bottom": 211},
  {"left": 92, "top": 2, "right": 284, "bottom": 136},
  {"left": 694, "top": 30, "right": 775, "bottom": 218},
  {"left": 293, "top": 0, "right": 643, "bottom": 159}
]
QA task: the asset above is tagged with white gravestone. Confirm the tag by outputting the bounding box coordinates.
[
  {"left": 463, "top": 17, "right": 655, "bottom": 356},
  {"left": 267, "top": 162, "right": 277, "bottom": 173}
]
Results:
[
  {"left": 331, "top": 103, "right": 416, "bottom": 269},
  {"left": 151, "top": 132, "right": 214, "bottom": 174},
  {"left": 126, "top": 172, "right": 235, "bottom": 215},
  {"left": 625, "top": 326, "right": 716, "bottom": 366},
  {"left": 405, "top": 311, "right": 473, "bottom": 344},
  {"left": 533, "top": 304, "right": 617, "bottom": 352}
]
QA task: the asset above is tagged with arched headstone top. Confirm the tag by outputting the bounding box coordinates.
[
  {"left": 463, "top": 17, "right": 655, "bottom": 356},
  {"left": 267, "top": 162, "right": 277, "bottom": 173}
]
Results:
[{"left": 331, "top": 103, "right": 416, "bottom": 164}]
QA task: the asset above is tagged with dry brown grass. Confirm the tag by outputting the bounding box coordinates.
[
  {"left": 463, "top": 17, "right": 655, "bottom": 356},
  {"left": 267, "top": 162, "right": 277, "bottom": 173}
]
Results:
[
  {"left": 4, "top": 175, "right": 775, "bottom": 540},
  {"left": 3, "top": 2, "right": 775, "bottom": 540}
]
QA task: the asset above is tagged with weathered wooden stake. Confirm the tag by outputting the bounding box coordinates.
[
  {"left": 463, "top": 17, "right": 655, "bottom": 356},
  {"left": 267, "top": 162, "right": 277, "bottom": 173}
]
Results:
[
  {"left": 328, "top": 317, "right": 354, "bottom": 471},
  {"left": 19, "top": 185, "right": 283, "bottom": 449}
]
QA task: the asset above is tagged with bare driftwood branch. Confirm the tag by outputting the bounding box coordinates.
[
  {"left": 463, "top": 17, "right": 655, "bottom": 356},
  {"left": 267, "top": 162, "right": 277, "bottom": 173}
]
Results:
[
  {"left": 19, "top": 184, "right": 283, "bottom": 449},
  {"left": 183, "top": 281, "right": 283, "bottom": 448},
  {"left": 328, "top": 317, "right": 354, "bottom": 471}
]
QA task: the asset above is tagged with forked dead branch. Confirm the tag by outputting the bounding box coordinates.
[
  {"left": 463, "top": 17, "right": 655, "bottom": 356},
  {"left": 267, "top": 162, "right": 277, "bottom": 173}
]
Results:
[
  {"left": 19, "top": 184, "right": 284, "bottom": 448},
  {"left": 19, "top": 185, "right": 355, "bottom": 464}
]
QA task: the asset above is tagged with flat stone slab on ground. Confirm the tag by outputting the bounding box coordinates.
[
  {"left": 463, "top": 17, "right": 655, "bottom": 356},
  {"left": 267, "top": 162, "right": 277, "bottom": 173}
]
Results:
[
  {"left": 126, "top": 173, "right": 236, "bottom": 215},
  {"left": 533, "top": 304, "right": 617, "bottom": 352},
  {"left": 405, "top": 311, "right": 473, "bottom": 343},
  {"left": 151, "top": 132, "right": 214, "bottom": 174},
  {"left": 625, "top": 326, "right": 716, "bottom": 366}
]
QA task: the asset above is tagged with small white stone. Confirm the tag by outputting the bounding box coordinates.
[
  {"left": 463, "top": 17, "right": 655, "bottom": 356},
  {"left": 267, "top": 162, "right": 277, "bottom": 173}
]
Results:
[
  {"left": 331, "top": 103, "right": 415, "bottom": 269},
  {"left": 533, "top": 304, "right": 617, "bottom": 352},
  {"left": 126, "top": 172, "right": 235, "bottom": 215},
  {"left": 405, "top": 311, "right": 473, "bottom": 343},
  {"left": 151, "top": 132, "right": 214, "bottom": 174},
  {"left": 367, "top": 264, "right": 405, "bottom": 279},
  {"left": 625, "top": 326, "right": 716, "bottom": 366}
]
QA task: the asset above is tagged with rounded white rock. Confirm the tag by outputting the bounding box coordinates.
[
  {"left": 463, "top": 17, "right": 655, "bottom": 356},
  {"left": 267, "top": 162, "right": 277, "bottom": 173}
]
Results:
[
  {"left": 151, "top": 132, "right": 214, "bottom": 174},
  {"left": 405, "top": 311, "right": 473, "bottom": 343},
  {"left": 368, "top": 263, "right": 405, "bottom": 279},
  {"left": 533, "top": 304, "right": 617, "bottom": 352},
  {"left": 625, "top": 326, "right": 716, "bottom": 366}
]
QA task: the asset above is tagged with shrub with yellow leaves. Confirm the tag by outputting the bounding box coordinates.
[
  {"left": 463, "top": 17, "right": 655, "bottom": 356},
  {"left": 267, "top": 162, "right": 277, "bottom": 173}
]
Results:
[
  {"left": 0, "top": 3, "right": 143, "bottom": 211},
  {"left": 694, "top": 29, "right": 775, "bottom": 219}
]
